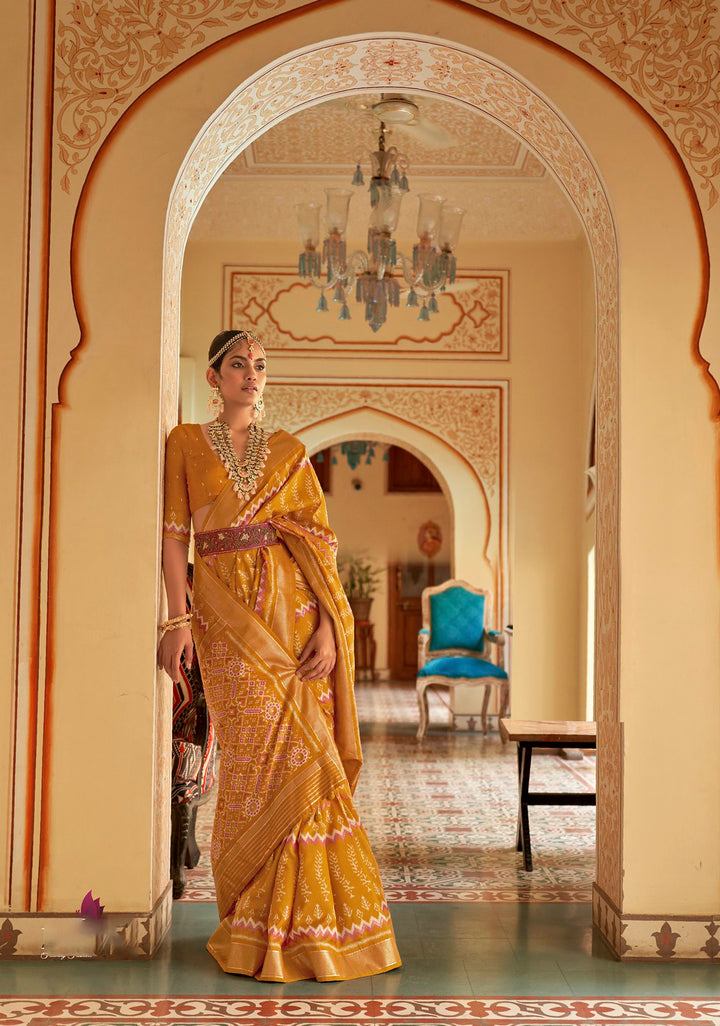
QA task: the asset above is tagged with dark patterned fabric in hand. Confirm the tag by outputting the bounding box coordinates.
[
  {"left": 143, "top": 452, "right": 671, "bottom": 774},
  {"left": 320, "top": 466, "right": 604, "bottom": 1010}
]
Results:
[
  {"left": 172, "top": 738, "right": 203, "bottom": 802},
  {"left": 171, "top": 565, "right": 217, "bottom": 805}
]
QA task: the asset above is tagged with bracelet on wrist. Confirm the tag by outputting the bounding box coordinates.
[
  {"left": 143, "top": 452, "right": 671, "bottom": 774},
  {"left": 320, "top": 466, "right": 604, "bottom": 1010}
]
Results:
[{"left": 159, "top": 614, "right": 192, "bottom": 635}]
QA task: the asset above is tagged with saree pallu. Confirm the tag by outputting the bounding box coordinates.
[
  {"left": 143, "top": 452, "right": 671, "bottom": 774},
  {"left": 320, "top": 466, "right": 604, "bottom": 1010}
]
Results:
[{"left": 191, "top": 430, "right": 401, "bottom": 982}]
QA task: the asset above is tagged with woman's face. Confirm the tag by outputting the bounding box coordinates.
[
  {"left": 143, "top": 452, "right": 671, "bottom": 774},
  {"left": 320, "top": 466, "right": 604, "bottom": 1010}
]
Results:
[{"left": 208, "top": 341, "right": 267, "bottom": 409}]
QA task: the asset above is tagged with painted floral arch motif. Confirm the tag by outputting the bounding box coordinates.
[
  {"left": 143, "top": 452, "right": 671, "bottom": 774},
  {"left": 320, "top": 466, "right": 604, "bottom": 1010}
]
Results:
[
  {"left": 162, "top": 33, "right": 622, "bottom": 906},
  {"left": 55, "top": 1, "right": 720, "bottom": 205}
]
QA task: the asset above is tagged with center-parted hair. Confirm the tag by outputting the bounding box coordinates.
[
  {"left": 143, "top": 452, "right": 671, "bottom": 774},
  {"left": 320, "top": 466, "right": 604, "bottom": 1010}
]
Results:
[{"left": 208, "top": 330, "right": 265, "bottom": 371}]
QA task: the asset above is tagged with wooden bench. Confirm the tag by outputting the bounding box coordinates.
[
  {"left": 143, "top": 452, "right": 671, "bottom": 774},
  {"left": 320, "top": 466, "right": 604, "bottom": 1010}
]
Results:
[{"left": 499, "top": 718, "right": 597, "bottom": 871}]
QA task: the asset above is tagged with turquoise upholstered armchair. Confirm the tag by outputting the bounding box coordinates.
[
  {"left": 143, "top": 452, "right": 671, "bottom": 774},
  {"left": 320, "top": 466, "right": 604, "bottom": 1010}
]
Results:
[{"left": 416, "top": 579, "right": 509, "bottom": 740}]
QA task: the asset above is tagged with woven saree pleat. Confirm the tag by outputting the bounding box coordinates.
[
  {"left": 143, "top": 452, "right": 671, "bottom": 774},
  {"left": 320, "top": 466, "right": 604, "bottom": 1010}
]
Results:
[{"left": 191, "top": 430, "right": 400, "bottom": 981}]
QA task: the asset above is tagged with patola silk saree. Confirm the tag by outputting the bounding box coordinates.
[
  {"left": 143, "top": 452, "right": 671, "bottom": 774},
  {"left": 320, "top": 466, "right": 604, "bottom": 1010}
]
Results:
[{"left": 190, "top": 429, "right": 400, "bottom": 981}]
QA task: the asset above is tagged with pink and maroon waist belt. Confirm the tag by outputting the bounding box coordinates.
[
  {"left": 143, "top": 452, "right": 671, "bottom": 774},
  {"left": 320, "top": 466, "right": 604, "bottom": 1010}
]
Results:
[{"left": 194, "top": 522, "right": 280, "bottom": 558}]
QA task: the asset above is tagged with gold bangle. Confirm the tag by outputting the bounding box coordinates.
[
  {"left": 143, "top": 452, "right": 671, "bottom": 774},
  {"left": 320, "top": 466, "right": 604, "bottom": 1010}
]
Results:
[{"left": 159, "top": 615, "right": 191, "bottom": 633}]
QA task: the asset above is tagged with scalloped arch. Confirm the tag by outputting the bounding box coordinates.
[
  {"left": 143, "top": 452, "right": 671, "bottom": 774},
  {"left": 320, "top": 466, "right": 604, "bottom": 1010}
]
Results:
[
  {"left": 295, "top": 404, "right": 496, "bottom": 603},
  {"left": 161, "top": 31, "right": 620, "bottom": 902}
]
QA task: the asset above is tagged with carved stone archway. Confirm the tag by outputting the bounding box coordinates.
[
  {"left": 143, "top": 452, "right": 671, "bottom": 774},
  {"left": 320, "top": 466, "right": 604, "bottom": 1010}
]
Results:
[{"left": 163, "top": 33, "right": 620, "bottom": 913}]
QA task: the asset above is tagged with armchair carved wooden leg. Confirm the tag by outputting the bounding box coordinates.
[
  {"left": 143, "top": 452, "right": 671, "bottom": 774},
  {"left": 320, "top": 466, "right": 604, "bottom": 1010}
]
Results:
[
  {"left": 416, "top": 680, "right": 431, "bottom": 740},
  {"left": 499, "top": 681, "right": 510, "bottom": 742},
  {"left": 481, "top": 684, "right": 492, "bottom": 735}
]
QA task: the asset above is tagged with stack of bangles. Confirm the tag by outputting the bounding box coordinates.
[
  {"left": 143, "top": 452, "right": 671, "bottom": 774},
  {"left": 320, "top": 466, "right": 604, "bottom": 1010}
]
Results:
[{"left": 159, "top": 613, "right": 192, "bottom": 637}]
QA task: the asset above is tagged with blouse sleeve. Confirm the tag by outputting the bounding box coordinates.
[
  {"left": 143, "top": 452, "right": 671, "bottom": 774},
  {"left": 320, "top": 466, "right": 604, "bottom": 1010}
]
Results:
[{"left": 163, "top": 427, "right": 191, "bottom": 545}]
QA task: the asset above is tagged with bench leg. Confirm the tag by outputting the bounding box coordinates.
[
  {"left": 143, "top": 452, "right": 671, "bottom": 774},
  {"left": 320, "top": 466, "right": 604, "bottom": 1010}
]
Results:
[
  {"left": 515, "top": 744, "right": 523, "bottom": 852},
  {"left": 517, "top": 743, "right": 534, "bottom": 871}
]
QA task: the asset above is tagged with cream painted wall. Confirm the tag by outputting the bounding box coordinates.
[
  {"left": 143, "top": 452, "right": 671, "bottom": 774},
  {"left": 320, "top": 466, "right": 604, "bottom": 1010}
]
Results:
[
  {"left": 613, "top": 148, "right": 720, "bottom": 913},
  {"left": 323, "top": 443, "right": 452, "bottom": 670},
  {"left": 502, "top": 238, "right": 590, "bottom": 720}
]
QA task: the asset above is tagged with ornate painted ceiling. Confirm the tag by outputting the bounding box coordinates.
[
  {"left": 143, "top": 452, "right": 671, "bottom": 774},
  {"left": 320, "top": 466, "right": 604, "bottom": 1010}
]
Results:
[
  {"left": 226, "top": 95, "right": 547, "bottom": 178},
  {"left": 192, "top": 95, "right": 581, "bottom": 244}
]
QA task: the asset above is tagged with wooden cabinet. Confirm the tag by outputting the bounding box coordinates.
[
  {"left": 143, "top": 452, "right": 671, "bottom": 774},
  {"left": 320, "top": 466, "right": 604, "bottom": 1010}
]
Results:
[{"left": 388, "top": 562, "right": 450, "bottom": 679}]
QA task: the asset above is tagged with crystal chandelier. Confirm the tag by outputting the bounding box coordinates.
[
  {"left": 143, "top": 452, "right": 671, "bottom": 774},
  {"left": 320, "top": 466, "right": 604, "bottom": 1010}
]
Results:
[{"left": 295, "top": 101, "right": 465, "bottom": 333}]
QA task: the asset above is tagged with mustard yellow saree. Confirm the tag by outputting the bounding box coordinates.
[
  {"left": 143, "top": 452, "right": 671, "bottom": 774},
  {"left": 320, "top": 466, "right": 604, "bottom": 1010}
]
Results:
[{"left": 189, "top": 429, "right": 400, "bottom": 981}]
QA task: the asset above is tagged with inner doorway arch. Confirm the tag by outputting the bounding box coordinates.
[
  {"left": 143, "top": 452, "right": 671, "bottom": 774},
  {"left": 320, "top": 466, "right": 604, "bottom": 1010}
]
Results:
[{"left": 299, "top": 406, "right": 490, "bottom": 594}]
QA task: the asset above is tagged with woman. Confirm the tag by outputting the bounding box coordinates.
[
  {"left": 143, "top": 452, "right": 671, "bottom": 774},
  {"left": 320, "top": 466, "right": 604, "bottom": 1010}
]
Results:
[{"left": 158, "top": 329, "right": 401, "bottom": 982}]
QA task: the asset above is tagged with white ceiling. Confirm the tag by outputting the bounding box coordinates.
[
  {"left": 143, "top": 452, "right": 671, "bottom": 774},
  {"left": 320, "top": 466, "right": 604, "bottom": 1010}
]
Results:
[{"left": 189, "top": 94, "right": 583, "bottom": 246}]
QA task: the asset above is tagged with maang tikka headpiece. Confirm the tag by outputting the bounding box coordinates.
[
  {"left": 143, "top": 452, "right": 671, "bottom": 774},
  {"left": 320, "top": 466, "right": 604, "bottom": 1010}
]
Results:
[{"left": 208, "top": 330, "right": 265, "bottom": 368}]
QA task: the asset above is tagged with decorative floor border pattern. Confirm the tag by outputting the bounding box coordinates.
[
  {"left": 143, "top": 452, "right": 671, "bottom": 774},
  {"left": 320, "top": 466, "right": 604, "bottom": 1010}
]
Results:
[
  {"left": 383, "top": 888, "right": 593, "bottom": 902},
  {"left": 1, "top": 996, "right": 719, "bottom": 1024}
]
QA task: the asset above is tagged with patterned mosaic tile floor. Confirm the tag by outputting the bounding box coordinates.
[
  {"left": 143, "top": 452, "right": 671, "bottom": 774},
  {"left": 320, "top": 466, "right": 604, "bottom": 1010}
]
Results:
[
  {"left": 180, "top": 682, "right": 595, "bottom": 903},
  {"left": 5, "top": 690, "right": 718, "bottom": 1019},
  {"left": 1, "top": 995, "right": 720, "bottom": 1024}
]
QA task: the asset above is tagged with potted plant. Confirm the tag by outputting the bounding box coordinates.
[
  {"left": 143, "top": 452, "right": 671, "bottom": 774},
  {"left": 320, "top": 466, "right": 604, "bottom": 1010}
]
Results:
[{"left": 338, "top": 553, "right": 383, "bottom": 621}]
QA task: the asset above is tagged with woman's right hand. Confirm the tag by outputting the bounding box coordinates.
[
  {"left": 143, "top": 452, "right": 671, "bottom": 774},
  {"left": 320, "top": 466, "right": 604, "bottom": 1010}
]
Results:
[{"left": 157, "top": 625, "right": 194, "bottom": 683}]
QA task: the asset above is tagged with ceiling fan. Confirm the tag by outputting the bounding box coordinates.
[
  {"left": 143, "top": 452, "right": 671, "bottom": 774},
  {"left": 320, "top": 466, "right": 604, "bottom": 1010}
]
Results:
[{"left": 327, "top": 94, "right": 456, "bottom": 150}]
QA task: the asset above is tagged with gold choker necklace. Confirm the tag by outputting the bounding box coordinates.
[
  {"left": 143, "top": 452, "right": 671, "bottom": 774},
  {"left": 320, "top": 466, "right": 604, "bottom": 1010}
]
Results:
[{"left": 208, "top": 419, "right": 268, "bottom": 502}]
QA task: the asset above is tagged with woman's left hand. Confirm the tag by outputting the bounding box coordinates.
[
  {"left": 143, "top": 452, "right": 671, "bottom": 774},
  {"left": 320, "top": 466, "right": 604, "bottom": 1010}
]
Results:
[{"left": 297, "top": 614, "right": 336, "bottom": 682}]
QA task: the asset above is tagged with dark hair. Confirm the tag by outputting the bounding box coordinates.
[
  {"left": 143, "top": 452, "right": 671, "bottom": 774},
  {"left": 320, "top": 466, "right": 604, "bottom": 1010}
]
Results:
[
  {"left": 208, "top": 330, "right": 240, "bottom": 372},
  {"left": 208, "top": 329, "right": 265, "bottom": 372}
]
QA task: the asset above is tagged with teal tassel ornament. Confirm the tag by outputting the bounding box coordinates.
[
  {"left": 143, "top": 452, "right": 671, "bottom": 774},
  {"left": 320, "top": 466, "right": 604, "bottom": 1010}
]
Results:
[
  {"left": 316, "top": 293, "right": 329, "bottom": 313},
  {"left": 428, "top": 293, "right": 439, "bottom": 314},
  {"left": 406, "top": 288, "right": 418, "bottom": 308},
  {"left": 339, "top": 302, "right": 351, "bottom": 320},
  {"left": 418, "top": 302, "right": 430, "bottom": 322},
  {"left": 298, "top": 251, "right": 321, "bottom": 278},
  {"left": 352, "top": 164, "right": 364, "bottom": 186}
]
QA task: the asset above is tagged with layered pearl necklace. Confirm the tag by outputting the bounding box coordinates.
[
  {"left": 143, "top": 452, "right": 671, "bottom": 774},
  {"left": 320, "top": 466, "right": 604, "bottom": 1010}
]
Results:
[{"left": 208, "top": 419, "right": 269, "bottom": 502}]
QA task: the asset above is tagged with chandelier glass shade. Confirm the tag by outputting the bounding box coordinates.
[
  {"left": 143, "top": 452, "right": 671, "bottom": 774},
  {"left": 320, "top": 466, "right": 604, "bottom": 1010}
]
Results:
[{"left": 296, "top": 124, "right": 464, "bottom": 333}]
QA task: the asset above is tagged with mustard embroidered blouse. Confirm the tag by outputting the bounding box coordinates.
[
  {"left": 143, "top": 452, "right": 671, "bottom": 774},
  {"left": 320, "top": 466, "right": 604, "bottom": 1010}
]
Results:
[{"left": 163, "top": 423, "right": 232, "bottom": 544}]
